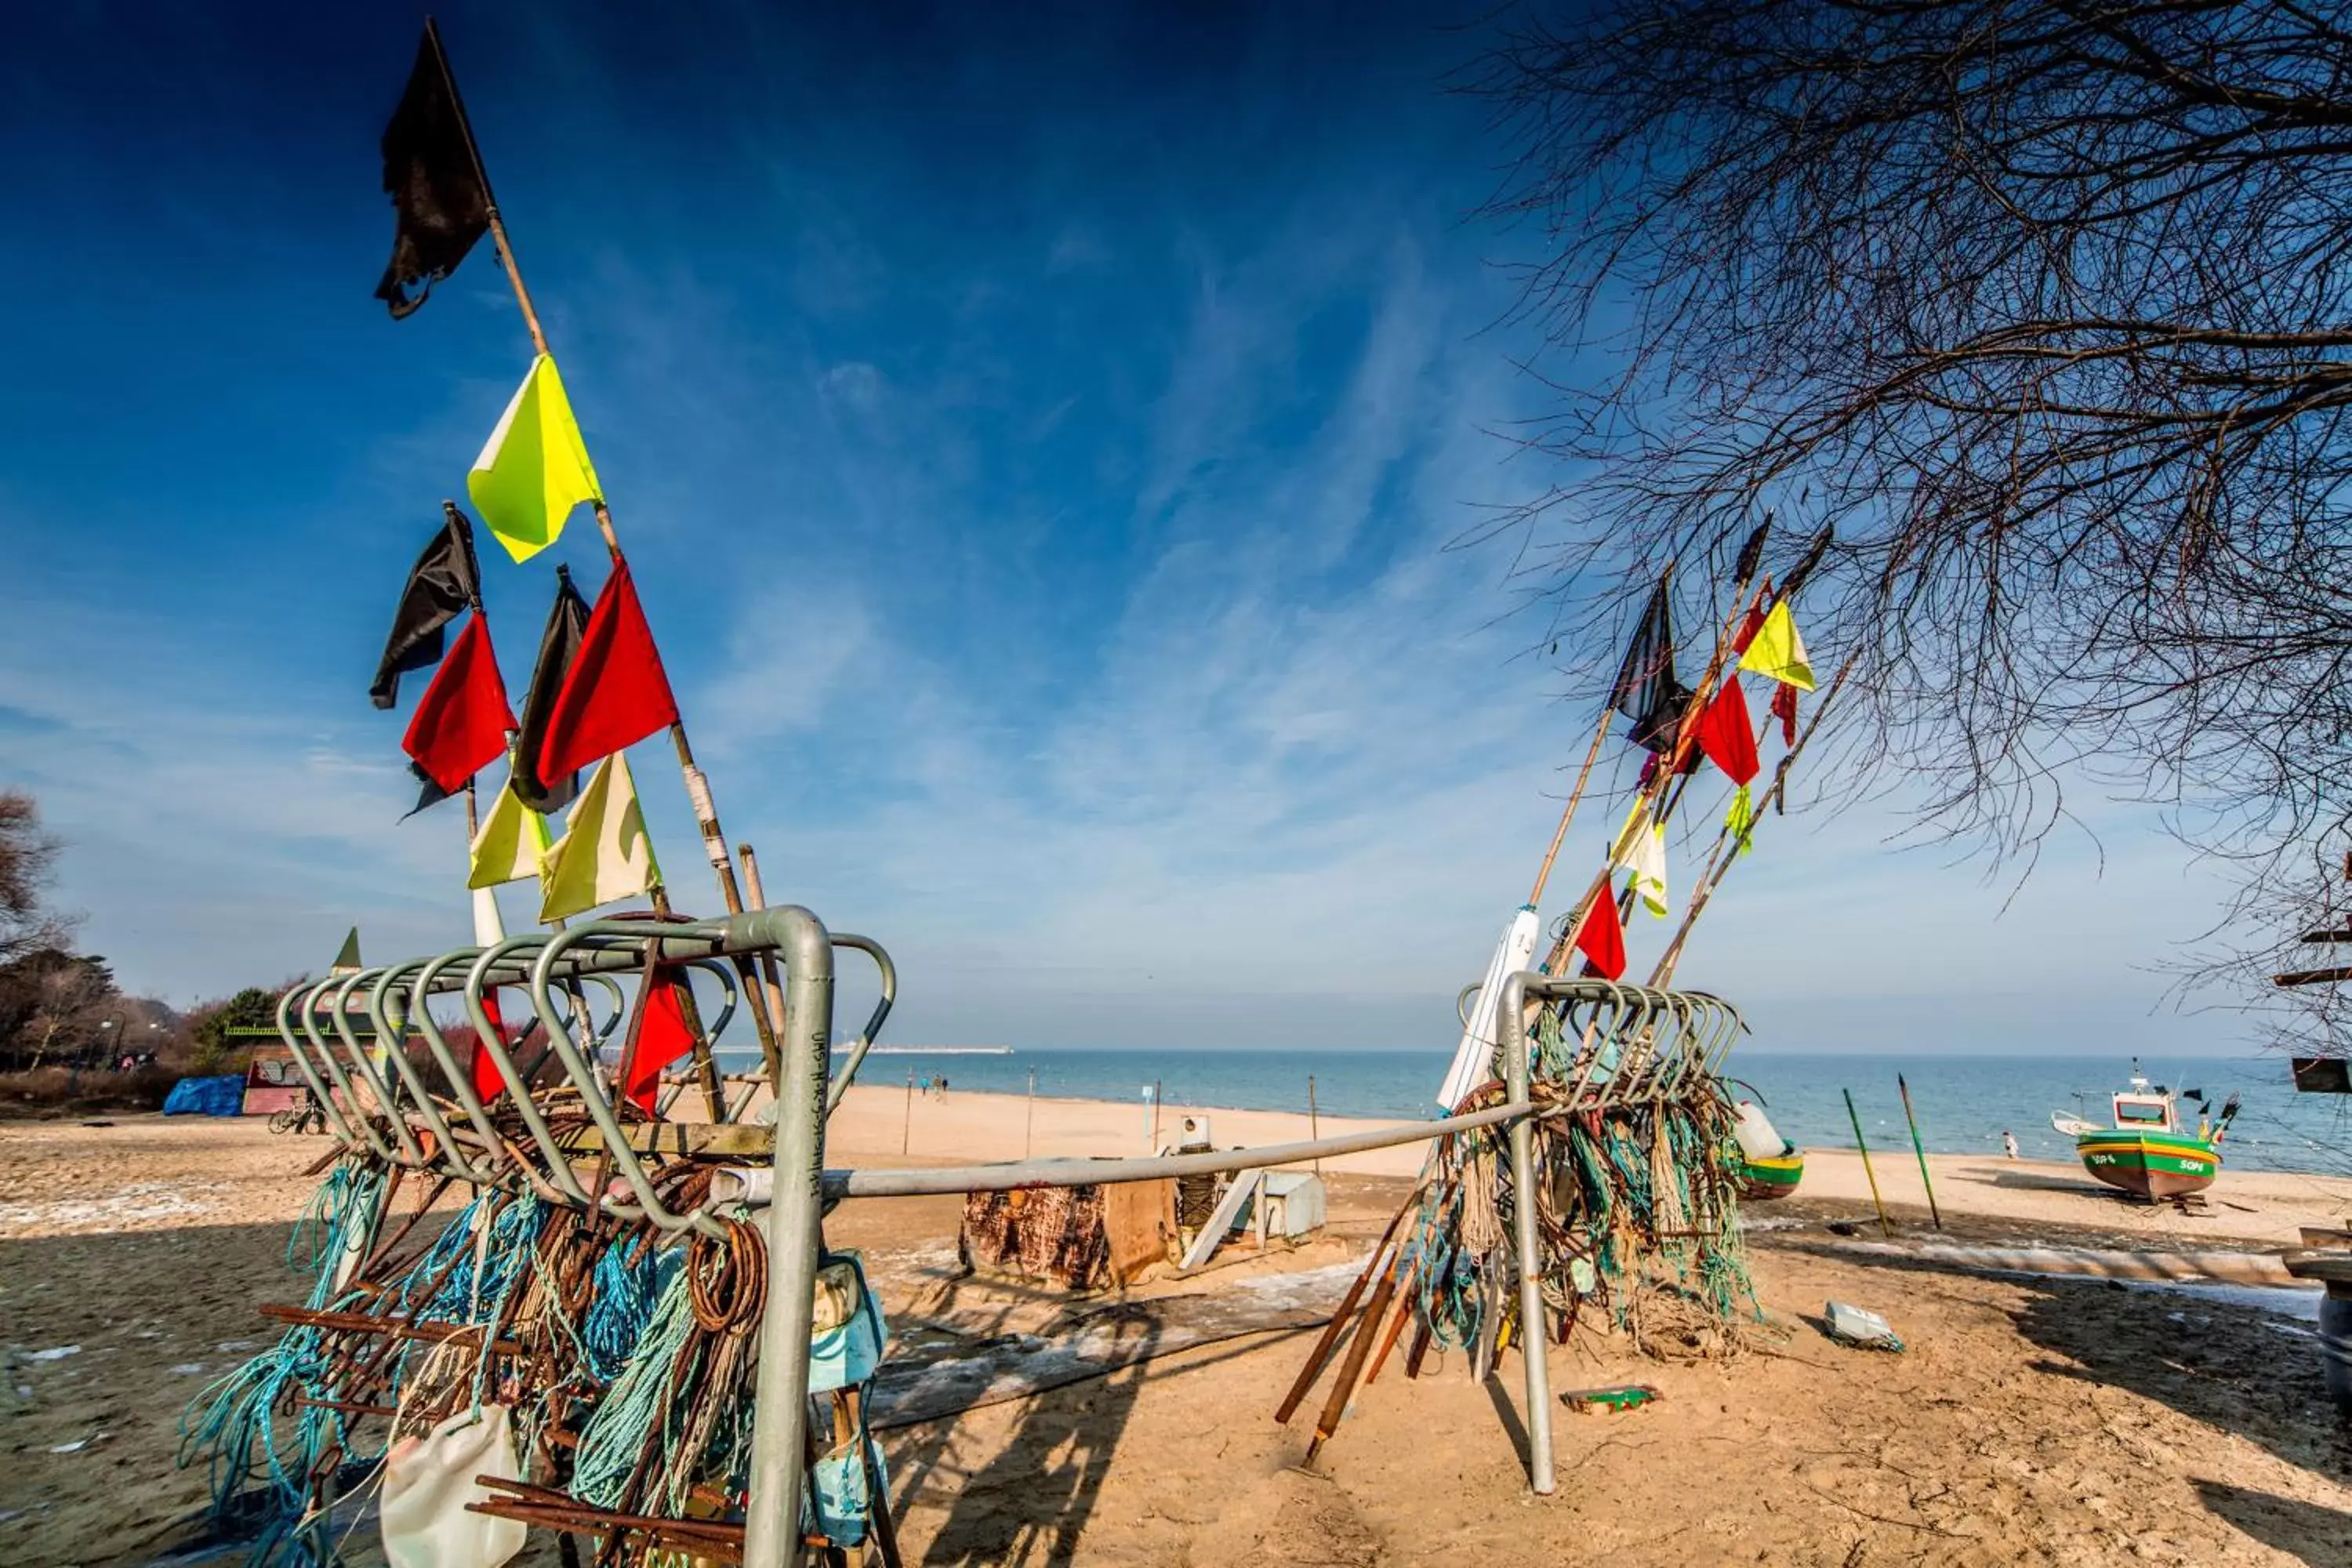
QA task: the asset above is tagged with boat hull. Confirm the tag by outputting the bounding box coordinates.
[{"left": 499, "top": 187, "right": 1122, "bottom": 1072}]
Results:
[
  {"left": 2074, "top": 1130, "right": 2219, "bottom": 1200},
  {"left": 1737, "top": 1149, "right": 1804, "bottom": 1201}
]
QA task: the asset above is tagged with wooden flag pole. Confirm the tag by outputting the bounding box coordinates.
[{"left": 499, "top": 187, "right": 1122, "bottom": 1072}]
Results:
[
  {"left": 1526, "top": 704, "right": 1617, "bottom": 910},
  {"left": 1646, "top": 656, "right": 1854, "bottom": 987},
  {"left": 423, "top": 20, "right": 782, "bottom": 1080},
  {"left": 1539, "top": 573, "right": 1770, "bottom": 979},
  {"left": 737, "top": 844, "right": 791, "bottom": 1087}
]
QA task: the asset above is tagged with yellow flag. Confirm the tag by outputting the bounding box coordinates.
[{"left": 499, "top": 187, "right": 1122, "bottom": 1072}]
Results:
[
  {"left": 467, "top": 782, "right": 553, "bottom": 890},
  {"left": 467, "top": 354, "right": 603, "bottom": 564},
  {"left": 1737, "top": 600, "right": 1815, "bottom": 691},
  {"left": 539, "top": 753, "right": 661, "bottom": 923},
  {"left": 1610, "top": 802, "right": 1669, "bottom": 917}
]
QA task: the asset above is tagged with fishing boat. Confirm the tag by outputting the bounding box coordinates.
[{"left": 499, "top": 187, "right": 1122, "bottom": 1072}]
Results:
[
  {"left": 2049, "top": 1062, "right": 2237, "bottom": 1201},
  {"left": 1730, "top": 1082, "right": 1804, "bottom": 1200}
]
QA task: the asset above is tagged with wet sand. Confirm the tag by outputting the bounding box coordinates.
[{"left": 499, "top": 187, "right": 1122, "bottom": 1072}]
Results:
[{"left": 4, "top": 1106, "right": 2350, "bottom": 1566}]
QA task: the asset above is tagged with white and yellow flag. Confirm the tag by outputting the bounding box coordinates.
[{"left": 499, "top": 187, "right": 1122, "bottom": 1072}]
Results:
[
  {"left": 1611, "top": 802, "right": 1669, "bottom": 918},
  {"left": 538, "top": 753, "right": 661, "bottom": 924},
  {"left": 467, "top": 781, "right": 554, "bottom": 890}
]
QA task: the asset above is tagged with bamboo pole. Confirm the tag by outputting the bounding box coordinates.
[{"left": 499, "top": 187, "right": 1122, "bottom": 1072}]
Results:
[
  {"left": 1540, "top": 575, "right": 1770, "bottom": 979},
  {"left": 1898, "top": 1073, "right": 1943, "bottom": 1230},
  {"left": 736, "top": 842, "right": 790, "bottom": 1093},
  {"left": 423, "top": 20, "right": 781, "bottom": 1081},
  {"left": 1526, "top": 704, "right": 1617, "bottom": 909},
  {"left": 1646, "top": 656, "right": 1855, "bottom": 987},
  {"left": 1844, "top": 1087, "right": 1894, "bottom": 1237}
]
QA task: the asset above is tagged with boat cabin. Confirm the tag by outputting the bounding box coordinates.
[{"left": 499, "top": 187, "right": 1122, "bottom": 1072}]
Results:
[{"left": 2111, "top": 1081, "right": 2180, "bottom": 1134}]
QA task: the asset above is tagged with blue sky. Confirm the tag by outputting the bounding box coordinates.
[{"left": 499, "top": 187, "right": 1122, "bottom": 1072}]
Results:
[{"left": 0, "top": 2, "right": 2249, "bottom": 1054}]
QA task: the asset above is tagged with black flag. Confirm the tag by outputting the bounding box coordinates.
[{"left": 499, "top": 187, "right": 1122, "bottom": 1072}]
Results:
[
  {"left": 510, "top": 565, "right": 593, "bottom": 814},
  {"left": 1610, "top": 573, "right": 1690, "bottom": 752},
  {"left": 370, "top": 503, "right": 481, "bottom": 709},
  {"left": 1733, "top": 517, "right": 1771, "bottom": 585},
  {"left": 1780, "top": 525, "right": 1835, "bottom": 599},
  {"left": 375, "top": 24, "right": 492, "bottom": 319}
]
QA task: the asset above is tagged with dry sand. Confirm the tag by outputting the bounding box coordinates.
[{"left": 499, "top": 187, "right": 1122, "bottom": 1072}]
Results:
[{"left": 3, "top": 1095, "right": 2351, "bottom": 1566}]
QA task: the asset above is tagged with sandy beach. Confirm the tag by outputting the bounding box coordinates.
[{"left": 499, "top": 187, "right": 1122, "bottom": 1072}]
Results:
[{"left": 6, "top": 1094, "right": 2352, "bottom": 1566}]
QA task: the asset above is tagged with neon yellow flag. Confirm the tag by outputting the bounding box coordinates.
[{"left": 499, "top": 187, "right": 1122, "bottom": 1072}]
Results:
[
  {"left": 1724, "top": 784, "right": 1757, "bottom": 858},
  {"left": 467, "top": 781, "right": 553, "bottom": 890},
  {"left": 1610, "top": 802, "right": 1669, "bottom": 917},
  {"left": 467, "top": 354, "right": 603, "bottom": 564},
  {"left": 539, "top": 753, "right": 662, "bottom": 923},
  {"left": 1737, "top": 600, "right": 1815, "bottom": 691}
]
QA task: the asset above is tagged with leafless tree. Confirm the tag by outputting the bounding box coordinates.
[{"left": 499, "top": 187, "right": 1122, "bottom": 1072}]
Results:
[
  {"left": 20, "top": 952, "right": 115, "bottom": 1070},
  {"left": 0, "top": 789, "right": 71, "bottom": 964},
  {"left": 1464, "top": 0, "right": 2352, "bottom": 1017}
]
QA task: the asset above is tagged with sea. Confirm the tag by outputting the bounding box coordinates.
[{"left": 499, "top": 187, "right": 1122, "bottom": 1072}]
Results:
[{"left": 818, "top": 1047, "right": 2352, "bottom": 1176}]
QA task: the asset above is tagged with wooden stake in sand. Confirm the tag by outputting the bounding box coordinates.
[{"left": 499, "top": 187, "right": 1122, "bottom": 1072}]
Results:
[
  {"left": 1899, "top": 1073, "right": 1943, "bottom": 1230},
  {"left": 1845, "top": 1087, "right": 1894, "bottom": 1236}
]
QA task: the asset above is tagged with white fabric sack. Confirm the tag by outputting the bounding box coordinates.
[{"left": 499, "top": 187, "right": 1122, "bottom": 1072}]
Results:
[
  {"left": 380, "top": 1404, "right": 527, "bottom": 1568},
  {"left": 1436, "top": 907, "right": 1541, "bottom": 1111}
]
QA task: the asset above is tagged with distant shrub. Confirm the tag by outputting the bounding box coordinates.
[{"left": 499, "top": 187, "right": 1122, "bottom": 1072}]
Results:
[{"left": 0, "top": 1062, "right": 180, "bottom": 1116}]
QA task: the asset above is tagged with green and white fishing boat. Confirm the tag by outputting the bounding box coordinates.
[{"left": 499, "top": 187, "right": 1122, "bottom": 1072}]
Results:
[
  {"left": 2049, "top": 1063, "right": 2237, "bottom": 1202},
  {"left": 1730, "top": 1082, "right": 1804, "bottom": 1200}
]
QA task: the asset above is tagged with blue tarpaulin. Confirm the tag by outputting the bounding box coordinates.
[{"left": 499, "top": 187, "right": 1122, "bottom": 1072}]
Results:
[{"left": 162, "top": 1074, "right": 245, "bottom": 1116}]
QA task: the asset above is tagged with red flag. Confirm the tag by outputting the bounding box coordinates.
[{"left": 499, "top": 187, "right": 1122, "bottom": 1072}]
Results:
[
  {"left": 1731, "top": 581, "right": 1773, "bottom": 655},
  {"left": 473, "top": 991, "right": 510, "bottom": 1102},
  {"left": 1693, "top": 675, "right": 1761, "bottom": 786},
  {"left": 618, "top": 971, "right": 695, "bottom": 1113},
  {"left": 1770, "top": 682, "right": 1798, "bottom": 746},
  {"left": 400, "top": 614, "right": 516, "bottom": 793},
  {"left": 1572, "top": 889, "right": 1627, "bottom": 980},
  {"left": 537, "top": 562, "right": 680, "bottom": 782}
]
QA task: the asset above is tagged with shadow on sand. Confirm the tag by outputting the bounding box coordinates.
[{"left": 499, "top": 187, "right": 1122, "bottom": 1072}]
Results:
[
  {"left": 2192, "top": 1480, "right": 2352, "bottom": 1566},
  {"left": 1956, "top": 1162, "right": 2124, "bottom": 1197},
  {"left": 1785, "top": 1239, "right": 2352, "bottom": 1489}
]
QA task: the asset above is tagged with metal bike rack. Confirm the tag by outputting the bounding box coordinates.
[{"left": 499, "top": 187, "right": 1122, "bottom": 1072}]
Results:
[{"left": 275, "top": 909, "right": 1743, "bottom": 1565}]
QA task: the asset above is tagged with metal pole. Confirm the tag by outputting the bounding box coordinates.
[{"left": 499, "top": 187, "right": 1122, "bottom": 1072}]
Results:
[
  {"left": 742, "top": 906, "right": 834, "bottom": 1568},
  {"left": 1499, "top": 971, "right": 1555, "bottom": 1494},
  {"left": 1897, "top": 1073, "right": 1942, "bottom": 1230},
  {"left": 829, "top": 1094, "right": 1542, "bottom": 1200},
  {"left": 1844, "top": 1087, "right": 1894, "bottom": 1237},
  {"left": 902, "top": 1069, "right": 914, "bottom": 1155}
]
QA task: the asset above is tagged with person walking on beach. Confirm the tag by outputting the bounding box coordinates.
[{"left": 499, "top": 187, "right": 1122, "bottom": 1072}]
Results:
[{"left": 2002, "top": 1130, "right": 2020, "bottom": 1160}]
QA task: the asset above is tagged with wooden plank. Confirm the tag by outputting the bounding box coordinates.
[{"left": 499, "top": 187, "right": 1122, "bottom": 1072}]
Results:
[
  {"left": 2272, "top": 966, "right": 2352, "bottom": 989},
  {"left": 1102, "top": 1178, "right": 1178, "bottom": 1285},
  {"left": 1178, "top": 1168, "right": 1263, "bottom": 1273},
  {"left": 2284, "top": 1249, "right": 2352, "bottom": 1286},
  {"left": 2292, "top": 1057, "right": 2352, "bottom": 1094},
  {"left": 2299, "top": 1226, "right": 2352, "bottom": 1249},
  {"left": 561, "top": 1122, "right": 775, "bottom": 1156}
]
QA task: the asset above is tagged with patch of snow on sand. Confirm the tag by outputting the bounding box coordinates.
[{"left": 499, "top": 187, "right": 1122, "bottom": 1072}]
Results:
[{"left": 0, "top": 1182, "right": 215, "bottom": 1230}]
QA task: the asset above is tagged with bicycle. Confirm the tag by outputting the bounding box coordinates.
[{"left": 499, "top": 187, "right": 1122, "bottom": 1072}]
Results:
[{"left": 269, "top": 1094, "right": 328, "bottom": 1136}]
